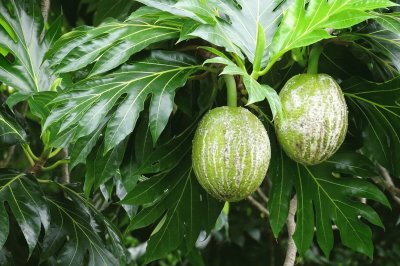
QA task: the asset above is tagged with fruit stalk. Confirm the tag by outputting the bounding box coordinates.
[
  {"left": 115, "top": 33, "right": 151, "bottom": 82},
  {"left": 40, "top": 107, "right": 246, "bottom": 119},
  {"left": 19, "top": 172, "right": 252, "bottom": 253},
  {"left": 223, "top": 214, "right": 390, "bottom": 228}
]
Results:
[
  {"left": 223, "top": 75, "right": 237, "bottom": 107},
  {"left": 307, "top": 43, "right": 323, "bottom": 74}
]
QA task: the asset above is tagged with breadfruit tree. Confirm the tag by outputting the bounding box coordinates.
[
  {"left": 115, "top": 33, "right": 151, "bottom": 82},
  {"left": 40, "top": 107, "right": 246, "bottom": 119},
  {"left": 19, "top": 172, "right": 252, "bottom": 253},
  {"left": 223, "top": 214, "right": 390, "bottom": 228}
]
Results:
[{"left": 1, "top": 0, "right": 400, "bottom": 265}]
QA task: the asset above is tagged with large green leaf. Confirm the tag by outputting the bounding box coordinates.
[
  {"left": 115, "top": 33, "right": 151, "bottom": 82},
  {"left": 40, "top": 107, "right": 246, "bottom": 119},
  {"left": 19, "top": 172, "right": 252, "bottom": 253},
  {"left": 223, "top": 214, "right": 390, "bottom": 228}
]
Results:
[
  {"left": 294, "top": 162, "right": 388, "bottom": 258},
  {"left": 42, "top": 182, "right": 125, "bottom": 265},
  {"left": 44, "top": 51, "right": 201, "bottom": 151},
  {"left": 343, "top": 76, "right": 400, "bottom": 176},
  {"left": 123, "top": 158, "right": 223, "bottom": 263},
  {"left": 268, "top": 130, "right": 389, "bottom": 257},
  {"left": 0, "top": 0, "right": 59, "bottom": 99},
  {"left": 267, "top": 0, "right": 396, "bottom": 71},
  {"left": 137, "top": 0, "right": 292, "bottom": 66},
  {"left": 47, "top": 7, "right": 184, "bottom": 76},
  {"left": 0, "top": 169, "right": 49, "bottom": 254}
]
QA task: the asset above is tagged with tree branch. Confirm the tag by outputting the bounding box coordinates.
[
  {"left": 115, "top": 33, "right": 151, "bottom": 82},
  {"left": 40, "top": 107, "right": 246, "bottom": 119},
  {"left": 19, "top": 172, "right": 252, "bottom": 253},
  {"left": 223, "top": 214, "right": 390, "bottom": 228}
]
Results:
[
  {"left": 256, "top": 188, "right": 269, "bottom": 203},
  {"left": 40, "top": 0, "right": 50, "bottom": 41},
  {"left": 247, "top": 195, "right": 269, "bottom": 217},
  {"left": 284, "top": 195, "right": 297, "bottom": 266},
  {"left": 59, "top": 148, "right": 70, "bottom": 183},
  {"left": 41, "top": 0, "right": 50, "bottom": 25},
  {"left": 0, "top": 145, "right": 15, "bottom": 167},
  {"left": 378, "top": 165, "right": 400, "bottom": 206}
]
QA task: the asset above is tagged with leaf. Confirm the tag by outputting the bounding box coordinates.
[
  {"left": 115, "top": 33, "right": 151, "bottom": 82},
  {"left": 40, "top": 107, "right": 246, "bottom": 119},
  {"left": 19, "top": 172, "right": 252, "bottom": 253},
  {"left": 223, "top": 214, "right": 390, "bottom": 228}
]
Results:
[
  {"left": 343, "top": 76, "right": 400, "bottom": 176},
  {"left": 133, "top": 122, "right": 196, "bottom": 175},
  {"left": 205, "top": 57, "right": 282, "bottom": 117},
  {"left": 43, "top": 182, "right": 125, "bottom": 265},
  {"left": 135, "top": 0, "right": 218, "bottom": 25},
  {"left": 138, "top": 0, "right": 292, "bottom": 66},
  {"left": 268, "top": 131, "right": 294, "bottom": 238},
  {"left": 268, "top": 130, "right": 389, "bottom": 257},
  {"left": 134, "top": 114, "right": 153, "bottom": 164},
  {"left": 84, "top": 139, "right": 127, "bottom": 197},
  {"left": 0, "top": 110, "right": 27, "bottom": 146},
  {"left": 373, "top": 11, "right": 400, "bottom": 34},
  {"left": 294, "top": 163, "right": 388, "bottom": 258},
  {"left": 324, "top": 149, "right": 379, "bottom": 178},
  {"left": 44, "top": 51, "right": 201, "bottom": 151},
  {"left": 268, "top": 0, "right": 396, "bottom": 70},
  {"left": 124, "top": 158, "right": 223, "bottom": 263},
  {"left": 0, "top": 246, "right": 12, "bottom": 265},
  {"left": 93, "top": 0, "right": 138, "bottom": 26},
  {"left": 0, "top": 169, "right": 49, "bottom": 254},
  {"left": 0, "top": 0, "right": 58, "bottom": 98},
  {"left": 118, "top": 122, "right": 196, "bottom": 199},
  {"left": 47, "top": 7, "right": 184, "bottom": 76},
  {"left": 340, "top": 22, "right": 400, "bottom": 80},
  {"left": 68, "top": 118, "right": 107, "bottom": 169},
  {"left": 27, "top": 91, "right": 58, "bottom": 122}
]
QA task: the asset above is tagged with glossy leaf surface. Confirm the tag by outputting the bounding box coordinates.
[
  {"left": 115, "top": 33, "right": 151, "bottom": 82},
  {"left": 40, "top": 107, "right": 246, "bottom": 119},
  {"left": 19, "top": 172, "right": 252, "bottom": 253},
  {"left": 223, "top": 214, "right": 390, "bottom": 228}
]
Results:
[{"left": 44, "top": 51, "right": 201, "bottom": 151}]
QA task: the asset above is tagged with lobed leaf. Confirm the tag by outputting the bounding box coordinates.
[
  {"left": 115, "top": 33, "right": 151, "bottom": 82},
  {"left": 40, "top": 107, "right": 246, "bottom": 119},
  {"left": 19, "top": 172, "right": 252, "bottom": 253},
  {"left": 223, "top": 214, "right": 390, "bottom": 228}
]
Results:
[
  {"left": 44, "top": 51, "right": 201, "bottom": 151},
  {"left": 138, "top": 0, "right": 292, "bottom": 67},
  {"left": 47, "top": 7, "right": 184, "bottom": 76},
  {"left": 267, "top": 130, "right": 389, "bottom": 257},
  {"left": 124, "top": 158, "right": 223, "bottom": 263},
  {"left": 42, "top": 182, "right": 125, "bottom": 265},
  {"left": 267, "top": 0, "right": 397, "bottom": 70},
  {"left": 343, "top": 76, "right": 400, "bottom": 176},
  {"left": 0, "top": 0, "right": 59, "bottom": 102}
]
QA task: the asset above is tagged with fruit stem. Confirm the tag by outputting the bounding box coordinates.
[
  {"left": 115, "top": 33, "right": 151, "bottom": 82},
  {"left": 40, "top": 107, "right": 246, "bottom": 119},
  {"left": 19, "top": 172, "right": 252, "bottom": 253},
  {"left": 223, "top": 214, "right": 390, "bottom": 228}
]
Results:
[
  {"left": 224, "top": 75, "right": 237, "bottom": 107},
  {"left": 307, "top": 43, "right": 323, "bottom": 74}
]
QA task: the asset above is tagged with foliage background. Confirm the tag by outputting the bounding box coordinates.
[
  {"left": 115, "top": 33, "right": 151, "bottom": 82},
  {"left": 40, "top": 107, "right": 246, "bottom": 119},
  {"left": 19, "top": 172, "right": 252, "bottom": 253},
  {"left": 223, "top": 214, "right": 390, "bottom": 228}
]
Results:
[{"left": 1, "top": 0, "right": 400, "bottom": 265}]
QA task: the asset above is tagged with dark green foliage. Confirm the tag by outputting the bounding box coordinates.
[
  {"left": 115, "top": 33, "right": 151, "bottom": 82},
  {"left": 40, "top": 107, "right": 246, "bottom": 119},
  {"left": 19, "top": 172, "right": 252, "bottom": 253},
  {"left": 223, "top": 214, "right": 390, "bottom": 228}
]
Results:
[{"left": 1, "top": 0, "right": 400, "bottom": 265}]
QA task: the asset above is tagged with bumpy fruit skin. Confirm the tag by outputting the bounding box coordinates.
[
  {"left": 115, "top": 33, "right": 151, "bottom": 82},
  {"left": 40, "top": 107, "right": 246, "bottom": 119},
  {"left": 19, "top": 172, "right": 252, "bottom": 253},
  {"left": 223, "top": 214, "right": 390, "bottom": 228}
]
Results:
[
  {"left": 192, "top": 106, "right": 271, "bottom": 202},
  {"left": 275, "top": 74, "right": 348, "bottom": 165}
]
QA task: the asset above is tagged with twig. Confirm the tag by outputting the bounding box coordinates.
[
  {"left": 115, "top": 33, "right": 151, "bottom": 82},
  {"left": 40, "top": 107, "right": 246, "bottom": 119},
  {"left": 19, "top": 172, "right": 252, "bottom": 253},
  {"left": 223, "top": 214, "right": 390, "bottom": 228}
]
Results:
[
  {"left": 59, "top": 148, "right": 70, "bottom": 183},
  {"left": 40, "top": 0, "right": 50, "bottom": 41},
  {"left": 379, "top": 165, "right": 400, "bottom": 206},
  {"left": 247, "top": 195, "right": 269, "bottom": 217},
  {"left": 256, "top": 188, "right": 269, "bottom": 203},
  {"left": 41, "top": 0, "right": 50, "bottom": 25},
  {"left": 284, "top": 195, "right": 297, "bottom": 266},
  {"left": 42, "top": 159, "right": 69, "bottom": 171},
  {"left": 0, "top": 145, "right": 15, "bottom": 167},
  {"left": 28, "top": 147, "right": 52, "bottom": 175}
]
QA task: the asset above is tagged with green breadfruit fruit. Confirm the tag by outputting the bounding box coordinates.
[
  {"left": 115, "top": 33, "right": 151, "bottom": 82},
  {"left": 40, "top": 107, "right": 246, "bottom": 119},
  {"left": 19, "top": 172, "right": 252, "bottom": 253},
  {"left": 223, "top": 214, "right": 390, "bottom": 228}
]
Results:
[
  {"left": 192, "top": 106, "right": 271, "bottom": 202},
  {"left": 275, "top": 74, "right": 348, "bottom": 165}
]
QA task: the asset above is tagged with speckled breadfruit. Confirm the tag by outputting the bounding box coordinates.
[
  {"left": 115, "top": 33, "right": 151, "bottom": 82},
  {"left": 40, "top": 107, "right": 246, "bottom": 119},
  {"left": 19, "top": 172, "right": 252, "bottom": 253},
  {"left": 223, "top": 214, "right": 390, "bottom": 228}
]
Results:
[
  {"left": 192, "top": 106, "right": 271, "bottom": 202},
  {"left": 275, "top": 74, "right": 348, "bottom": 165}
]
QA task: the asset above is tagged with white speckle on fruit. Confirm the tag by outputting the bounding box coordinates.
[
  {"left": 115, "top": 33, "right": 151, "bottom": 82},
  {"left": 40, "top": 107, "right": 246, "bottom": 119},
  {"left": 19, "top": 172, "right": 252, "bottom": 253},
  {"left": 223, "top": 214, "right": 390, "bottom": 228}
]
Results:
[
  {"left": 192, "top": 106, "right": 271, "bottom": 202},
  {"left": 275, "top": 74, "right": 348, "bottom": 165}
]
